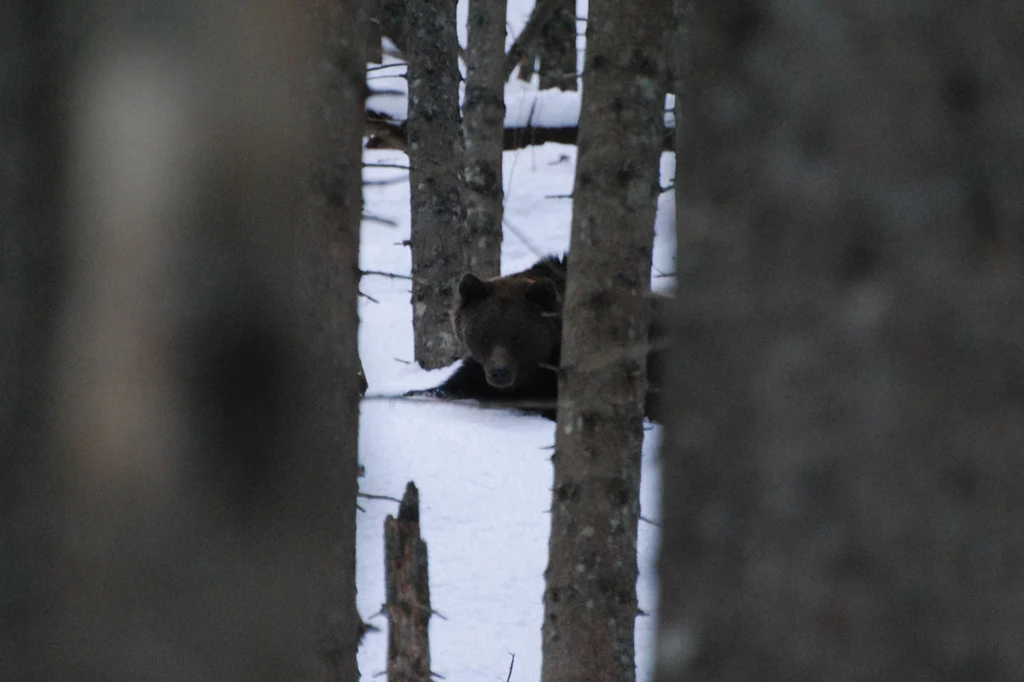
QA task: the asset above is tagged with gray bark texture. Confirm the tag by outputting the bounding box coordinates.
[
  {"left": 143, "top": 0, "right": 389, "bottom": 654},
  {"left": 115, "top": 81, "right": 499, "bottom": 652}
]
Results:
[
  {"left": 657, "top": 1, "right": 1024, "bottom": 681},
  {"left": 537, "top": 0, "right": 578, "bottom": 91},
  {"left": 462, "top": 0, "right": 507, "bottom": 278},
  {"left": 505, "top": 0, "right": 577, "bottom": 90},
  {"left": 384, "top": 483, "right": 432, "bottom": 682},
  {"left": 407, "top": 0, "right": 468, "bottom": 368},
  {"left": 375, "top": 0, "right": 409, "bottom": 54},
  {"left": 2, "top": 2, "right": 365, "bottom": 680},
  {"left": 541, "top": 0, "right": 669, "bottom": 681},
  {"left": 366, "top": 12, "right": 383, "bottom": 64}
]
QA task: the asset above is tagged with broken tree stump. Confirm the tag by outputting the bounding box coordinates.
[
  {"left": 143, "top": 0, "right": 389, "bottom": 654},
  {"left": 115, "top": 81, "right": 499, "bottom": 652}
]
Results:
[{"left": 384, "top": 482, "right": 431, "bottom": 682}]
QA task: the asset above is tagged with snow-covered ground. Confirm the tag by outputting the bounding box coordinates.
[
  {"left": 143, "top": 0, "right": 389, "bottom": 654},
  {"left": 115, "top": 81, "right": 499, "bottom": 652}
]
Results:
[{"left": 356, "top": 1, "right": 676, "bottom": 679}]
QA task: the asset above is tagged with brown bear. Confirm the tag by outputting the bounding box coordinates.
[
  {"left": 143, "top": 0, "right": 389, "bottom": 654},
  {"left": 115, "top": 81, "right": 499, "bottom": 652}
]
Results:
[{"left": 406, "top": 254, "right": 664, "bottom": 421}]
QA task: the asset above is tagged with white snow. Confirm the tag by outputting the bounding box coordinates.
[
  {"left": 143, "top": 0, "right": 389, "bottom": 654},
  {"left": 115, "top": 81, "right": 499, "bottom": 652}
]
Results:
[{"left": 357, "top": 2, "right": 676, "bottom": 678}]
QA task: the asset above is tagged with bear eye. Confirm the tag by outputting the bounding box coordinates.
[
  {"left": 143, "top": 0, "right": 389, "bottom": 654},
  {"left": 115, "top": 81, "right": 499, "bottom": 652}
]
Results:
[{"left": 511, "top": 334, "right": 522, "bottom": 347}]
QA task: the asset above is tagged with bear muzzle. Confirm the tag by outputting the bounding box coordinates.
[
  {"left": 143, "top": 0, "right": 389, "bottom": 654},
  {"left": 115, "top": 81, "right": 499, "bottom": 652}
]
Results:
[
  {"left": 487, "top": 364, "right": 514, "bottom": 388},
  {"left": 485, "top": 347, "right": 517, "bottom": 389}
]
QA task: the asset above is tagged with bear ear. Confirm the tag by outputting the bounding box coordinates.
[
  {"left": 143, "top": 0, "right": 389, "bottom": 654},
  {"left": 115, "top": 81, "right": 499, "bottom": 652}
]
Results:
[
  {"left": 458, "top": 273, "right": 489, "bottom": 304},
  {"left": 526, "top": 279, "right": 559, "bottom": 312}
]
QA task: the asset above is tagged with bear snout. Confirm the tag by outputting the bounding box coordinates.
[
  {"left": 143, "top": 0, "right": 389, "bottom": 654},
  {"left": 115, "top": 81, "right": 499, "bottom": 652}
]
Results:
[
  {"left": 485, "top": 346, "right": 517, "bottom": 388},
  {"left": 486, "top": 364, "right": 514, "bottom": 388}
]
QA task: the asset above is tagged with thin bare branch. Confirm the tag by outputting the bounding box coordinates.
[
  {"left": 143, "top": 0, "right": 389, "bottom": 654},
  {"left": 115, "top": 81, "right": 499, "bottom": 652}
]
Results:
[
  {"left": 362, "top": 213, "right": 399, "bottom": 227},
  {"left": 367, "top": 61, "right": 408, "bottom": 73},
  {"left": 360, "top": 269, "right": 412, "bottom": 280},
  {"left": 358, "top": 492, "right": 403, "bottom": 503}
]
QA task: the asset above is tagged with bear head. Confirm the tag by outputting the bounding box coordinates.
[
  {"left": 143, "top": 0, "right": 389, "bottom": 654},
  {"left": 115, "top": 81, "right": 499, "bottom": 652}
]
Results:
[{"left": 451, "top": 272, "right": 561, "bottom": 391}]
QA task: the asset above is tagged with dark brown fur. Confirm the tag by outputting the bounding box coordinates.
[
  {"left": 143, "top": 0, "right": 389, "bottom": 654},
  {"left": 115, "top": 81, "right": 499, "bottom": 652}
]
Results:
[
  {"left": 452, "top": 258, "right": 564, "bottom": 392},
  {"left": 406, "top": 254, "right": 665, "bottom": 421}
]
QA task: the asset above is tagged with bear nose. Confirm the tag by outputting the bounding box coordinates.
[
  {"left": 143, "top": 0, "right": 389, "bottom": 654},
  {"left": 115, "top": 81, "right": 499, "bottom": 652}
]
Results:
[{"left": 488, "top": 365, "right": 513, "bottom": 388}]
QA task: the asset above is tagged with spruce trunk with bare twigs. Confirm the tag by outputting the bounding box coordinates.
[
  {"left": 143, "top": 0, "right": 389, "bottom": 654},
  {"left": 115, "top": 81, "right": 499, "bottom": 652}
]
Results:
[
  {"left": 462, "top": 0, "right": 506, "bottom": 279},
  {"left": 506, "top": 0, "right": 578, "bottom": 91},
  {"left": 541, "top": 0, "right": 669, "bottom": 680},
  {"left": 537, "top": 0, "right": 577, "bottom": 91},
  {"left": 407, "top": 0, "right": 467, "bottom": 369}
]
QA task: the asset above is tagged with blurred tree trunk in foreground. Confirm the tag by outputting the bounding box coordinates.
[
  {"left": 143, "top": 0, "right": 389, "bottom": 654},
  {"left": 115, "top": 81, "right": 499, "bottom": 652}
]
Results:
[
  {"left": 407, "top": 0, "right": 467, "bottom": 368},
  {"left": 0, "top": 4, "right": 68, "bottom": 678},
  {"left": 2, "top": 2, "right": 366, "bottom": 680},
  {"left": 541, "top": 0, "right": 669, "bottom": 681},
  {"left": 657, "top": 2, "right": 1024, "bottom": 680},
  {"left": 462, "top": 0, "right": 506, "bottom": 278}
]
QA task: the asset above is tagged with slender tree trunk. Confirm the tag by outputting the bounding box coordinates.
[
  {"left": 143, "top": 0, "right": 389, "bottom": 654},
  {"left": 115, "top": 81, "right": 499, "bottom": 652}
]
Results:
[
  {"left": 537, "top": 0, "right": 577, "bottom": 91},
  {"left": 365, "top": 8, "right": 383, "bottom": 64},
  {"left": 2, "top": 3, "right": 365, "bottom": 679},
  {"left": 506, "top": 0, "right": 577, "bottom": 91},
  {"left": 462, "top": 0, "right": 506, "bottom": 278},
  {"left": 541, "top": 0, "right": 669, "bottom": 681},
  {"left": 517, "top": 49, "right": 536, "bottom": 83},
  {"left": 504, "top": 0, "right": 558, "bottom": 83},
  {"left": 376, "top": 0, "right": 408, "bottom": 54},
  {"left": 407, "top": 0, "right": 466, "bottom": 368},
  {"left": 656, "top": 2, "right": 1024, "bottom": 680}
]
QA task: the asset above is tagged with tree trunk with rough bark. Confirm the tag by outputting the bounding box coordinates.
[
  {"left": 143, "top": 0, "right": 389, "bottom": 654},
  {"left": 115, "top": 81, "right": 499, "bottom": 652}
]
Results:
[
  {"left": 375, "top": 0, "right": 408, "bottom": 54},
  {"left": 537, "top": 0, "right": 577, "bottom": 91},
  {"left": 307, "top": 1, "right": 370, "bottom": 680},
  {"left": 656, "top": 2, "right": 1024, "bottom": 680},
  {"left": 3, "top": 3, "right": 366, "bottom": 680},
  {"left": 541, "top": 0, "right": 669, "bottom": 681},
  {"left": 462, "top": 0, "right": 506, "bottom": 278},
  {"left": 506, "top": 0, "right": 577, "bottom": 91},
  {"left": 407, "top": 0, "right": 467, "bottom": 368}
]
